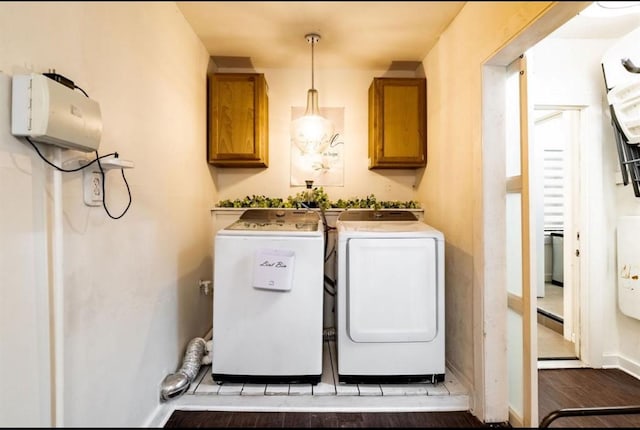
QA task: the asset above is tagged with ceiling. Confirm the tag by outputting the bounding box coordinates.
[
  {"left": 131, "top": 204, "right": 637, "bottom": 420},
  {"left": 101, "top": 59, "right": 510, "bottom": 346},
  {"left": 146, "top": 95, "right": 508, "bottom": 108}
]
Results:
[
  {"left": 177, "top": 2, "right": 640, "bottom": 71},
  {"left": 176, "top": 1, "right": 465, "bottom": 70},
  {"left": 551, "top": 5, "right": 640, "bottom": 39}
]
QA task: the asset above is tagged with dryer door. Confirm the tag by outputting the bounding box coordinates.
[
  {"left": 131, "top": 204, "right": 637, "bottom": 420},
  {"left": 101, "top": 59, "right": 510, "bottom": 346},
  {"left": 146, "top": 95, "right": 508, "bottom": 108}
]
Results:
[{"left": 346, "top": 237, "right": 438, "bottom": 342}]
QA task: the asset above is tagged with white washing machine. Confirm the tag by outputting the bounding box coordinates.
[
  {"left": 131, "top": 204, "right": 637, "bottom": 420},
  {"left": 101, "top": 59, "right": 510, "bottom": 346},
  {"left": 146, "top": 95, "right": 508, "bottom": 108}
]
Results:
[
  {"left": 212, "top": 208, "right": 324, "bottom": 384},
  {"left": 335, "top": 209, "right": 445, "bottom": 384}
]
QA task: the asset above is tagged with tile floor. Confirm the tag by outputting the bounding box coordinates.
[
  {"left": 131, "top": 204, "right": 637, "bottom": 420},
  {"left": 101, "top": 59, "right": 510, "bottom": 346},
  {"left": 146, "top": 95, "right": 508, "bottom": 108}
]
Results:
[{"left": 169, "top": 340, "right": 470, "bottom": 413}]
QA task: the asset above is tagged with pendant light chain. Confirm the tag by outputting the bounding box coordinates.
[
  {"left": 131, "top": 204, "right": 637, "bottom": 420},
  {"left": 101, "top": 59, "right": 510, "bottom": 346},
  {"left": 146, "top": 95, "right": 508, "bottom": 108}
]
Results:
[
  {"left": 293, "top": 32, "right": 333, "bottom": 155},
  {"left": 305, "top": 33, "right": 320, "bottom": 91},
  {"left": 311, "top": 38, "right": 315, "bottom": 91}
]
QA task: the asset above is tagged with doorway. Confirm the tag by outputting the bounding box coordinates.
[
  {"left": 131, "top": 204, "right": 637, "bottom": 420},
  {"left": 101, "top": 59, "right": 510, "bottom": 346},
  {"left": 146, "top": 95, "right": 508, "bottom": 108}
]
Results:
[
  {"left": 481, "top": 1, "right": 640, "bottom": 426},
  {"left": 532, "top": 107, "right": 581, "bottom": 363}
]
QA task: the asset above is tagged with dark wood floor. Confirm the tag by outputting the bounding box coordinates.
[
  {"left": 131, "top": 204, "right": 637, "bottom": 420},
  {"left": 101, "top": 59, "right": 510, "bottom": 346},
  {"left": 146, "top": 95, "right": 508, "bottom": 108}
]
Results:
[
  {"left": 538, "top": 368, "right": 640, "bottom": 428},
  {"left": 164, "top": 368, "right": 640, "bottom": 428},
  {"left": 164, "top": 410, "right": 488, "bottom": 428}
]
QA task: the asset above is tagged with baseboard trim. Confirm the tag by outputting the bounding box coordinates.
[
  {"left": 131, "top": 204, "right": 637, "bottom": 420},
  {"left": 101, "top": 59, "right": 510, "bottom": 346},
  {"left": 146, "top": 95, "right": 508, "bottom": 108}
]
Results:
[
  {"left": 538, "top": 359, "right": 586, "bottom": 369},
  {"left": 144, "top": 403, "right": 174, "bottom": 428},
  {"left": 537, "top": 307, "right": 563, "bottom": 324},
  {"left": 602, "top": 353, "right": 640, "bottom": 380}
]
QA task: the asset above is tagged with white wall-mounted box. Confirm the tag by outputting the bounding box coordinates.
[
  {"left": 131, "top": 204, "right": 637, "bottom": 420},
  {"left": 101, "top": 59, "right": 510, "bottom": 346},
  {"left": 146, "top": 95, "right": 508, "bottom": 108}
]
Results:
[{"left": 11, "top": 73, "right": 102, "bottom": 152}]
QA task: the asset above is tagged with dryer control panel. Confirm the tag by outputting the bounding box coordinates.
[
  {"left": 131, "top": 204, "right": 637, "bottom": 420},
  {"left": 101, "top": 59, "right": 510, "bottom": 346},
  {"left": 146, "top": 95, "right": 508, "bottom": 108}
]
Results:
[{"left": 338, "top": 210, "right": 417, "bottom": 222}]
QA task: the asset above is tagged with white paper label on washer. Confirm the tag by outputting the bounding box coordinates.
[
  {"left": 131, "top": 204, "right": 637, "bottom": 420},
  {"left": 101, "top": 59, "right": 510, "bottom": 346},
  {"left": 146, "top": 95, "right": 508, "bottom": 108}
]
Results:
[{"left": 252, "top": 248, "right": 295, "bottom": 291}]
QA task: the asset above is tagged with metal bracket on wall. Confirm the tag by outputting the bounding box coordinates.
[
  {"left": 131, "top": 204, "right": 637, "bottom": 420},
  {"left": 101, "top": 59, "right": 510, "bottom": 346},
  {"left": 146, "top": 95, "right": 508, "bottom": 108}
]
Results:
[{"left": 610, "top": 105, "right": 640, "bottom": 197}]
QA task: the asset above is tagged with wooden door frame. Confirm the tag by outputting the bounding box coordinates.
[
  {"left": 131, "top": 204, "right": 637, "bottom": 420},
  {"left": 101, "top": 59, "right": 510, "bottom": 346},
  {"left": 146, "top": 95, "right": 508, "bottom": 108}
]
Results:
[{"left": 482, "top": 54, "right": 538, "bottom": 426}]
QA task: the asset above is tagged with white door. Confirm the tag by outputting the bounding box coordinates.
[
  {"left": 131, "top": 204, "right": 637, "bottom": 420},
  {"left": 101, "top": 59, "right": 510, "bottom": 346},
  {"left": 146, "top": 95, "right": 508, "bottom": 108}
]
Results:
[{"left": 505, "top": 54, "right": 538, "bottom": 427}]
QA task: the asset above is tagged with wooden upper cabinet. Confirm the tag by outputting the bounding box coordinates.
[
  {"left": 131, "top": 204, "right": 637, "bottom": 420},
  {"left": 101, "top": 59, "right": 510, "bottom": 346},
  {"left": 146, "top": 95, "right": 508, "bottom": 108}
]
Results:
[
  {"left": 368, "top": 77, "right": 427, "bottom": 169},
  {"left": 208, "top": 73, "right": 268, "bottom": 167}
]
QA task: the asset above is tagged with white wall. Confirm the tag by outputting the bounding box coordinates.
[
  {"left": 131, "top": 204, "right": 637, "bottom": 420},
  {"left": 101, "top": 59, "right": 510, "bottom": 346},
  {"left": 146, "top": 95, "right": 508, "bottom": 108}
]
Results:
[
  {"left": 605, "top": 32, "right": 640, "bottom": 376},
  {"left": 0, "top": 2, "right": 213, "bottom": 427},
  {"left": 531, "top": 36, "right": 640, "bottom": 372}
]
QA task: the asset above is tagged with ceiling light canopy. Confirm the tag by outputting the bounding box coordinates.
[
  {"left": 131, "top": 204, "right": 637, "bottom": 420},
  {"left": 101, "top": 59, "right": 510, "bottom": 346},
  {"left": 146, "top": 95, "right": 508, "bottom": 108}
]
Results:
[{"left": 291, "top": 33, "right": 333, "bottom": 156}]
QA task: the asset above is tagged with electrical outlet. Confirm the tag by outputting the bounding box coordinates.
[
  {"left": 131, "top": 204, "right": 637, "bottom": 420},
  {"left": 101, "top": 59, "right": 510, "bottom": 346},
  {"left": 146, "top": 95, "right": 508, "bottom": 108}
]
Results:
[{"left": 83, "top": 170, "right": 103, "bottom": 206}]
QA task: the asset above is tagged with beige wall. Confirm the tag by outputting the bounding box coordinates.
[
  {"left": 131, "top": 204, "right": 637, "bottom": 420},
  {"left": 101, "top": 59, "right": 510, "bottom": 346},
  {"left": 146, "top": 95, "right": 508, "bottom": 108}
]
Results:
[
  {"left": 0, "top": 2, "right": 213, "bottom": 426},
  {"left": 211, "top": 67, "right": 422, "bottom": 205}
]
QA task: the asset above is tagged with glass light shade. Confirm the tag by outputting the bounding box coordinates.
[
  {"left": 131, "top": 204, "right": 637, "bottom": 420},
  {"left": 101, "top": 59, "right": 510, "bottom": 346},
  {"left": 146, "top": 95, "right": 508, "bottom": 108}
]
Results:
[{"left": 292, "top": 89, "right": 334, "bottom": 155}]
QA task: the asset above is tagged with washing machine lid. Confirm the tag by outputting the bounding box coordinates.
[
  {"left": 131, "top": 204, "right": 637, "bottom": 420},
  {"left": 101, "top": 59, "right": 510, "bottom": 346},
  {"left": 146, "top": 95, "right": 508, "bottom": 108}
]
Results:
[
  {"left": 346, "top": 236, "right": 439, "bottom": 343},
  {"left": 338, "top": 209, "right": 417, "bottom": 222},
  {"left": 225, "top": 209, "right": 321, "bottom": 232},
  {"left": 336, "top": 211, "right": 443, "bottom": 238},
  {"left": 238, "top": 209, "right": 318, "bottom": 222},
  {"left": 337, "top": 220, "right": 444, "bottom": 240}
]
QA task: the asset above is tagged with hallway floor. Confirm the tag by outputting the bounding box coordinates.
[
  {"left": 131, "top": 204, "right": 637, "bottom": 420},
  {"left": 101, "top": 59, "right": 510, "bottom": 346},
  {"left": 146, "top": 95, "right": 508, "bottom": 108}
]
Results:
[
  {"left": 537, "top": 282, "right": 563, "bottom": 320},
  {"left": 538, "top": 323, "right": 575, "bottom": 360},
  {"left": 537, "top": 283, "right": 576, "bottom": 360},
  {"left": 539, "top": 368, "right": 640, "bottom": 427}
]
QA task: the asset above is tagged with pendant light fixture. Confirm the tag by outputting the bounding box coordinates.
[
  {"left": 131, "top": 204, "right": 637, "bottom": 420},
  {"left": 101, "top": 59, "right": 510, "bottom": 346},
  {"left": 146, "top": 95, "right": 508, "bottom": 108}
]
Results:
[{"left": 292, "top": 33, "right": 333, "bottom": 155}]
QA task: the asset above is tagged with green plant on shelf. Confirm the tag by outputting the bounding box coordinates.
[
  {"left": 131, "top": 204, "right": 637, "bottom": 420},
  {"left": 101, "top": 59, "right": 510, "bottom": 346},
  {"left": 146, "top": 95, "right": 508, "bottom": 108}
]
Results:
[
  {"left": 216, "top": 190, "right": 421, "bottom": 211},
  {"left": 286, "top": 187, "right": 331, "bottom": 210}
]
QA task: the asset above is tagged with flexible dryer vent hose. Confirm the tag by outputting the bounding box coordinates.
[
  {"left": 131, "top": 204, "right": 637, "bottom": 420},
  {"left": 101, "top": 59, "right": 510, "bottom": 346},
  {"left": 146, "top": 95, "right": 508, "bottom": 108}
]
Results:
[{"left": 160, "top": 337, "right": 206, "bottom": 401}]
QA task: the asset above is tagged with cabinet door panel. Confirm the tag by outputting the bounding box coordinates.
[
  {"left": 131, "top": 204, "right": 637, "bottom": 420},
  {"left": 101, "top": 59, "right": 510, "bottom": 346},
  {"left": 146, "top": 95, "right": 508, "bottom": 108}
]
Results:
[
  {"left": 369, "top": 78, "right": 426, "bottom": 169},
  {"left": 208, "top": 73, "right": 268, "bottom": 167}
]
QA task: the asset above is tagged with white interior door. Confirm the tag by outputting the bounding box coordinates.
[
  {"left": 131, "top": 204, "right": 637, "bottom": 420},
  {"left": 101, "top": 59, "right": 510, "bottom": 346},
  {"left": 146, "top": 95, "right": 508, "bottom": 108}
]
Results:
[{"left": 505, "top": 54, "right": 538, "bottom": 427}]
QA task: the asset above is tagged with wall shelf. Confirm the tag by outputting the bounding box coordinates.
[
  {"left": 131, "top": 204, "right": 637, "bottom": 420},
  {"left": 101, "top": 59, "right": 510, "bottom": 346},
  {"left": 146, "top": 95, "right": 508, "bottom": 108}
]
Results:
[
  {"left": 63, "top": 155, "right": 134, "bottom": 171},
  {"left": 97, "top": 156, "right": 134, "bottom": 170}
]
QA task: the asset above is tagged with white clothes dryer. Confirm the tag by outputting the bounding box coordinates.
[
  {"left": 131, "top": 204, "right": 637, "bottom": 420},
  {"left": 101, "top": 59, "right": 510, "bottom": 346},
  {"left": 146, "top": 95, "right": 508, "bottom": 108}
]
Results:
[
  {"left": 335, "top": 209, "right": 445, "bottom": 384},
  {"left": 212, "top": 209, "right": 324, "bottom": 384}
]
